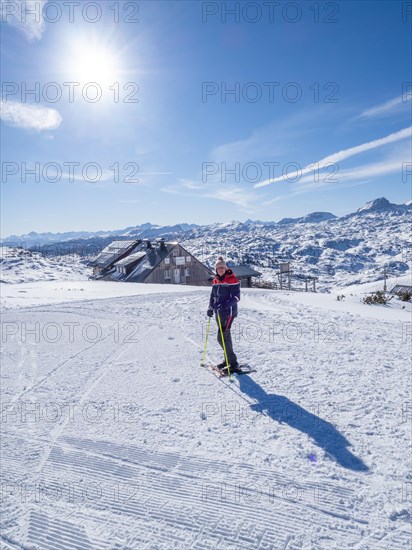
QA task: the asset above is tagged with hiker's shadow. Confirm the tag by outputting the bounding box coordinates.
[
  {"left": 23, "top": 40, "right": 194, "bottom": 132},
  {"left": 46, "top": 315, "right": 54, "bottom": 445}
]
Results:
[{"left": 237, "top": 373, "right": 369, "bottom": 472}]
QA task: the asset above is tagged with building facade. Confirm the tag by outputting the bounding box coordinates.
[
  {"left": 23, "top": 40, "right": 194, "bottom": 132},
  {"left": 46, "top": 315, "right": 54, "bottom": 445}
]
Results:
[{"left": 91, "top": 239, "right": 213, "bottom": 286}]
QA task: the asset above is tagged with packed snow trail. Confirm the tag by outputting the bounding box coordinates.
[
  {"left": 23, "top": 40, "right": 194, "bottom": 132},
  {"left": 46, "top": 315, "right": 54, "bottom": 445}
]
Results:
[{"left": 1, "top": 287, "right": 411, "bottom": 548}]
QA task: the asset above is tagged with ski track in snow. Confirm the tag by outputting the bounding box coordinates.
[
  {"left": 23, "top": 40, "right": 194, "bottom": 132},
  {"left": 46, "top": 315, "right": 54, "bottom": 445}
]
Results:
[{"left": 1, "top": 287, "right": 411, "bottom": 549}]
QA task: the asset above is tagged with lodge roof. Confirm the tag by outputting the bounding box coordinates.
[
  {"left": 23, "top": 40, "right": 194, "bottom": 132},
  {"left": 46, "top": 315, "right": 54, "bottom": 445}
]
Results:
[
  {"left": 390, "top": 284, "right": 412, "bottom": 294},
  {"left": 93, "top": 240, "right": 138, "bottom": 269},
  {"left": 229, "top": 264, "right": 262, "bottom": 278}
]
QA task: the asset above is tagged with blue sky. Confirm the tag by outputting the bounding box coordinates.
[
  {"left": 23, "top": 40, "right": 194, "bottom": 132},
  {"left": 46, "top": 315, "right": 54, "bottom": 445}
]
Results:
[{"left": 1, "top": 0, "right": 411, "bottom": 235}]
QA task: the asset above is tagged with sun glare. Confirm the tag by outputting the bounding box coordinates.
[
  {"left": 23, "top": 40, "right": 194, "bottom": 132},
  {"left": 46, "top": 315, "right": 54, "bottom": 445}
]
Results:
[{"left": 68, "top": 41, "right": 120, "bottom": 87}]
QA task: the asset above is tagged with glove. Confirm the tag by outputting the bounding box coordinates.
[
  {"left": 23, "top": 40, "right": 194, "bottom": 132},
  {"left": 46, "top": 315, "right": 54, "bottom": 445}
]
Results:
[
  {"left": 216, "top": 301, "right": 228, "bottom": 312},
  {"left": 207, "top": 308, "right": 214, "bottom": 317}
]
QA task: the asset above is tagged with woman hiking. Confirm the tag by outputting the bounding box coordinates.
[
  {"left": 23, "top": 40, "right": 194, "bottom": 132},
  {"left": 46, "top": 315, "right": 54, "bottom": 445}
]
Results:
[{"left": 207, "top": 256, "right": 240, "bottom": 371}]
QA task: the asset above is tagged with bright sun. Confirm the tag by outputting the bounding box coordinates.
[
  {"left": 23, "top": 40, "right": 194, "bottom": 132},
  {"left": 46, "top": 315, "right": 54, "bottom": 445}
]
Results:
[{"left": 68, "top": 42, "right": 120, "bottom": 87}]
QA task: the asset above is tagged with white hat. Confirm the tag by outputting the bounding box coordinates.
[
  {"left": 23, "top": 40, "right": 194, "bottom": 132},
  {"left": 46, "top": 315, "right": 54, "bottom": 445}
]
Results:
[{"left": 215, "top": 256, "right": 227, "bottom": 270}]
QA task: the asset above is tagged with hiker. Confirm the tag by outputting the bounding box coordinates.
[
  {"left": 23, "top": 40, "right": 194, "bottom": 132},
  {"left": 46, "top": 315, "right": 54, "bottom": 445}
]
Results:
[{"left": 207, "top": 256, "right": 240, "bottom": 370}]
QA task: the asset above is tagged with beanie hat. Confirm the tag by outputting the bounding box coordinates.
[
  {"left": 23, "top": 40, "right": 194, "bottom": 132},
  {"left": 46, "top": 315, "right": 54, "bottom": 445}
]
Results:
[{"left": 215, "top": 255, "right": 227, "bottom": 270}]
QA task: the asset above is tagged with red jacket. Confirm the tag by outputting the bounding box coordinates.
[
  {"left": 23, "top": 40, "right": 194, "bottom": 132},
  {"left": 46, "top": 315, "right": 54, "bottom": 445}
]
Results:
[{"left": 208, "top": 269, "right": 240, "bottom": 317}]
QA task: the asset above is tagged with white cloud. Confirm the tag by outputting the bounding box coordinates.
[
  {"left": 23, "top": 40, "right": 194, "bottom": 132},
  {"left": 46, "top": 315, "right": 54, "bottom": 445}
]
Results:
[
  {"left": 202, "top": 186, "right": 256, "bottom": 209},
  {"left": 138, "top": 172, "right": 173, "bottom": 175},
  {"left": 1, "top": 0, "right": 47, "bottom": 41},
  {"left": 0, "top": 100, "right": 62, "bottom": 131},
  {"left": 164, "top": 108, "right": 337, "bottom": 209},
  {"left": 166, "top": 108, "right": 411, "bottom": 209},
  {"left": 209, "top": 110, "right": 320, "bottom": 163},
  {"left": 254, "top": 126, "right": 412, "bottom": 188},
  {"left": 179, "top": 178, "right": 205, "bottom": 190},
  {"left": 359, "top": 92, "right": 412, "bottom": 118},
  {"left": 261, "top": 195, "right": 284, "bottom": 206},
  {"left": 59, "top": 170, "right": 113, "bottom": 183},
  {"left": 210, "top": 129, "right": 282, "bottom": 163},
  {"left": 262, "top": 144, "right": 410, "bottom": 204},
  {"left": 298, "top": 158, "right": 405, "bottom": 188},
  {"left": 162, "top": 180, "right": 257, "bottom": 211},
  {"left": 262, "top": 179, "right": 371, "bottom": 206}
]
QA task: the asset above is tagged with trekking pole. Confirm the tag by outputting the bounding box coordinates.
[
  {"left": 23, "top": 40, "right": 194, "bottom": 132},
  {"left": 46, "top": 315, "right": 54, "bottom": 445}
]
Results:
[
  {"left": 217, "top": 312, "right": 231, "bottom": 378},
  {"left": 200, "top": 316, "right": 211, "bottom": 366}
]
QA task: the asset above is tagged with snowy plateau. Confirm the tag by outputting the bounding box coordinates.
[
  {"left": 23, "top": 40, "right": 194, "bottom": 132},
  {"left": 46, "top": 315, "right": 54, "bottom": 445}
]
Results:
[
  {"left": 1, "top": 197, "right": 411, "bottom": 549},
  {"left": 1, "top": 197, "right": 411, "bottom": 290}
]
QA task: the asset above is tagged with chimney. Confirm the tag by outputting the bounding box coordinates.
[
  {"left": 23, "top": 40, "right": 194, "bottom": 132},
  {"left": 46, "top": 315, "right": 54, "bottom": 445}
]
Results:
[
  {"left": 159, "top": 238, "right": 167, "bottom": 252},
  {"left": 144, "top": 239, "right": 152, "bottom": 249}
]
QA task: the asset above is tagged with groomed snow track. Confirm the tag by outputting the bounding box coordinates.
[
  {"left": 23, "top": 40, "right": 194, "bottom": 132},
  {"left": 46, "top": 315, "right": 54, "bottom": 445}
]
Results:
[{"left": 1, "top": 290, "right": 411, "bottom": 549}]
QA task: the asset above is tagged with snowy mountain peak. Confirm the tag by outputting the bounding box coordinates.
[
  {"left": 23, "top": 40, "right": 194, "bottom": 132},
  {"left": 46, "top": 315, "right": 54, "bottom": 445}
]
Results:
[
  {"left": 299, "top": 212, "right": 337, "bottom": 223},
  {"left": 278, "top": 211, "right": 336, "bottom": 225},
  {"left": 244, "top": 218, "right": 271, "bottom": 226},
  {"left": 357, "top": 197, "right": 394, "bottom": 212}
]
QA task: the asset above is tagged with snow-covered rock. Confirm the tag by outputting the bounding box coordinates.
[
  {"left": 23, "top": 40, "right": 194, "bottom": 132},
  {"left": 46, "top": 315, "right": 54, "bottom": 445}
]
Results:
[
  {"left": 0, "top": 246, "right": 88, "bottom": 284},
  {"left": 278, "top": 211, "right": 336, "bottom": 224},
  {"left": 357, "top": 196, "right": 410, "bottom": 213}
]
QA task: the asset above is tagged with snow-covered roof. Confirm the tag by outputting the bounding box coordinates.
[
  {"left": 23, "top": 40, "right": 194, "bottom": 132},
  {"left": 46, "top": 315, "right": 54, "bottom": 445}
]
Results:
[
  {"left": 390, "top": 284, "right": 412, "bottom": 294},
  {"left": 230, "top": 265, "right": 262, "bottom": 277},
  {"left": 93, "top": 240, "right": 139, "bottom": 268},
  {"left": 126, "top": 243, "right": 177, "bottom": 282},
  {"left": 114, "top": 251, "right": 146, "bottom": 267}
]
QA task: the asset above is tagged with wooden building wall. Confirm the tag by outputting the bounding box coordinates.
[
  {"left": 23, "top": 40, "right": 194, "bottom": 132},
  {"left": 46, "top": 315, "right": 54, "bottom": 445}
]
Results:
[{"left": 144, "top": 244, "right": 212, "bottom": 286}]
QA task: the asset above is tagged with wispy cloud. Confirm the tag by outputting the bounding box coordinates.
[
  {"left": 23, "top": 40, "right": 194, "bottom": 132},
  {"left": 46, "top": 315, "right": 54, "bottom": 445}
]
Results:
[
  {"left": 262, "top": 179, "right": 371, "bottom": 207},
  {"left": 0, "top": 100, "right": 62, "bottom": 131},
  {"left": 254, "top": 126, "right": 412, "bottom": 188},
  {"left": 177, "top": 178, "right": 205, "bottom": 191},
  {"left": 0, "top": 0, "right": 48, "bottom": 41},
  {"left": 358, "top": 91, "right": 412, "bottom": 119},
  {"left": 209, "top": 110, "right": 321, "bottom": 163},
  {"left": 166, "top": 112, "right": 325, "bottom": 208},
  {"left": 262, "top": 145, "right": 410, "bottom": 204},
  {"left": 166, "top": 106, "right": 409, "bottom": 209},
  {"left": 162, "top": 180, "right": 257, "bottom": 211},
  {"left": 298, "top": 158, "right": 406, "bottom": 188},
  {"left": 138, "top": 172, "right": 173, "bottom": 175},
  {"left": 210, "top": 127, "right": 285, "bottom": 163},
  {"left": 59, "top": 170, "right": 114, "bottom": 183},
  {"left": 202, "top": 186, "right": 257, "bottom": 210}
]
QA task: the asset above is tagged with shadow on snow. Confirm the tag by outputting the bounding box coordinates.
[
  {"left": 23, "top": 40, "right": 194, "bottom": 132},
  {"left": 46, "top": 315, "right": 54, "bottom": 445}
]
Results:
[{"left": 236, "top": 373, "right": 369, "bottom": 472}]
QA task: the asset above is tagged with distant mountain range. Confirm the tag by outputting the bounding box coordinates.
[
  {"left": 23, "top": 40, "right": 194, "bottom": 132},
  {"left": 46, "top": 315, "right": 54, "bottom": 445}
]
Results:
[
  {"left": 1, "top": 223, "right": 198, "bottom": 247},
  {"left": 1, "top": 197, "right": 410, "bottom": 247},
  {"left": 1, "top": 197, "right": 411, "bottom": 289}
]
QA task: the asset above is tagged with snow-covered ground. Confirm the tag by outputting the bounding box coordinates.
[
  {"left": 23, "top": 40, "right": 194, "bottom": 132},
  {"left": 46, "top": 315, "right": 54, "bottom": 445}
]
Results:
[
  {"left": 0, "top": 280, "right": 202, "bottom": 311},
  {"left": 1, "top": 279, "right": 411, "bottom": 549},
  {"left": 0, "top": 247, "right": 88, "bottom": 284}
]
